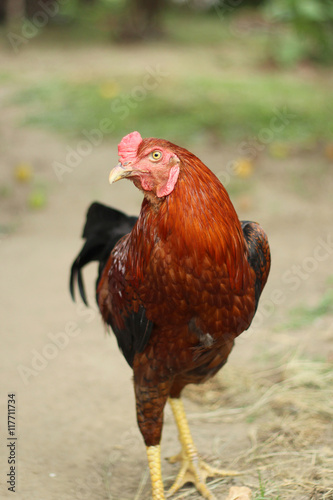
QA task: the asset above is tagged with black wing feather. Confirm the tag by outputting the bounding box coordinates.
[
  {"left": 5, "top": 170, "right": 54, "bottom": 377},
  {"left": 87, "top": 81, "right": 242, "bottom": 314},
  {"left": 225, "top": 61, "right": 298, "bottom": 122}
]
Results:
[{"left": 109, "top": 305, "right": 154, "bottom": 366}]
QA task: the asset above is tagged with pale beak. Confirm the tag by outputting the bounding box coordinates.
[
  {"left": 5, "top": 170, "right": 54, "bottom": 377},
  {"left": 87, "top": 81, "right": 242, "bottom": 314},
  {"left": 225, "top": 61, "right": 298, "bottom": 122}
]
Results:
[{"left": 109, "top": 162, "right": 133, "bottom": 184}]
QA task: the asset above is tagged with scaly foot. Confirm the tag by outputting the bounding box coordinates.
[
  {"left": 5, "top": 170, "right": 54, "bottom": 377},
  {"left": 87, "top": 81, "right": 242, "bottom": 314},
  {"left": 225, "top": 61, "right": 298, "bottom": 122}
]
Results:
[
  {"left": 146, "top": 445, "right": 166, "bottom": 500},
  {"left": 167, "top": 398, "right": 239, "bottom": 500}
]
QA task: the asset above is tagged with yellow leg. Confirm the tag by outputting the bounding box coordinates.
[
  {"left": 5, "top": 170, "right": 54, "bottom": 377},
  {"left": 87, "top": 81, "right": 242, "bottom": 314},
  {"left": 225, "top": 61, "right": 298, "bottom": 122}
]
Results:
[
  {"left": 146, "top": 445, "right": 166, "bottom": 500},
  {"left": 167, "top": 398, "right": 239, "bottom": 500}
]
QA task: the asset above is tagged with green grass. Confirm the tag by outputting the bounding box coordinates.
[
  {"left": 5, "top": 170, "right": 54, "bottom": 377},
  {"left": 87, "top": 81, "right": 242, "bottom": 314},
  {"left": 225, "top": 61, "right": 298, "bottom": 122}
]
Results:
[
  {"left": 279, "top": 287, "right": 333, "bottom": 331},
  {"left": 0, "top": 71, "right": 16, "bottom": 83},
  {"left": 164, "top": 8, "right": 238, "bottom": 45},
  {"left": 8, "top": 71, "right": 333, "bottom": 145},
  {"left": 253, "top": 471, "right": 281, "bottom": 500},
  {"left": 255, "top": 471, "right": 268, "bottom": 500}
]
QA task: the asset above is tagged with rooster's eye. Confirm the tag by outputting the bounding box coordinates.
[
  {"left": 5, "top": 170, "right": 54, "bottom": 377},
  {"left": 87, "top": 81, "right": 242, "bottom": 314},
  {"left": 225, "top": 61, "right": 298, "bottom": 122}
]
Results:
[{"left": 150, "top": 151, "right": 162, "bottom": 161}]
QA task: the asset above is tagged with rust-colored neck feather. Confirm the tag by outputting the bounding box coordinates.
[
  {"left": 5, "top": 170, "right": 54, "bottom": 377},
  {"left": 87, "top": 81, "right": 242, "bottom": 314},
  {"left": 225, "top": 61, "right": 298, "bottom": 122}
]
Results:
[{"left": 130, "top": 143, "right": 250, "bottom": 292}]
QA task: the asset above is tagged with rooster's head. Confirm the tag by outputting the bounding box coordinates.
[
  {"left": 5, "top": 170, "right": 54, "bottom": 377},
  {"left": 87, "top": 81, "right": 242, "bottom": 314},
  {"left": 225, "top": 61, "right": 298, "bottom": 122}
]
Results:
[{"left": 109, "top": 131, "right": 180, "bottom": 198}]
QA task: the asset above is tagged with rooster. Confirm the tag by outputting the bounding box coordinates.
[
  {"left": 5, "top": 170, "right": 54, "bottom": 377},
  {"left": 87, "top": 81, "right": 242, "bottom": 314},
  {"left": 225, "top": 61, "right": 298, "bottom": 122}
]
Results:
[{"left": 70, "top": 131, "right": 271, "bottom": 500}]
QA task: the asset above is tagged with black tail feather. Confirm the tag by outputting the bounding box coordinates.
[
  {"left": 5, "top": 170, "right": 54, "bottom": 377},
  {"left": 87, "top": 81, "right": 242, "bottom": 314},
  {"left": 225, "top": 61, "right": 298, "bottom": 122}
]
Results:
[
  {"left": 69, "top": 261, "right": 80, "bottom": 302},
  {"left": 70, "top": 202, "right": 137, "bottom": 305},
  {"left": 241, "top": 220, "right": 271, "bottom": 311},
  {"left": 70, "top": 268, "right": 88, "bottom": 305}
]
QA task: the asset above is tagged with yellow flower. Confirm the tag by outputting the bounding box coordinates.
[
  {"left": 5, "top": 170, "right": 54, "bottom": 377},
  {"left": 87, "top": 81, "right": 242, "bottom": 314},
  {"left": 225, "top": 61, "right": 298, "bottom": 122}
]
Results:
[
  {"left": 269, "top": 142, "right": 290, "bottom": 159},
  {"left": 99, "top": 82, "right": 120, "bottom": 99},
  {"left": 28, "top": 188, "right": 47, "bottom": 209},
  {"left": 14, "top": 163, "right": 33, "bottom": 183},
  {"left": 325, "top": 143, "right": 333, "bottom": 161},
  {"left": 234, "top": 158, "right": 253, "bottom": 178}
]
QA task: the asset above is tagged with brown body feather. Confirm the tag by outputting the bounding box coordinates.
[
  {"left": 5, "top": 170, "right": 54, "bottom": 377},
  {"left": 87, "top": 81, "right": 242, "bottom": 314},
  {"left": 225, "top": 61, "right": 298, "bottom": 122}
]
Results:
[{"left": 97, "top": 140, "right": 270, "bottom": 446}]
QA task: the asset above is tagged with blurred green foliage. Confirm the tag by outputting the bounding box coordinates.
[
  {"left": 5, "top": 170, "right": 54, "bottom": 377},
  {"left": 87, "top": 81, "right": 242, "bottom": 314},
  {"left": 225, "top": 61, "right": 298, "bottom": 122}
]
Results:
[
  {"left": 7, "top": 0, "right": 333, "bottom": 65},
  {"left": 10, "top": 72, "right": 333, "bottom": 145},
  {"left": 4, "top": 4, "right": 333, "bottom": 146},
  {"left": 264, "top": 0, "right": 333, "bottom": 65}
]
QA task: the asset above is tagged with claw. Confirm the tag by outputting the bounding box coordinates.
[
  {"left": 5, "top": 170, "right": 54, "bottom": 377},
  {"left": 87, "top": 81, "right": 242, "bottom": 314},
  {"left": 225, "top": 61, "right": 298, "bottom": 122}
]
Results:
[
  {"left": 166, "top": 452, "right": 182, "bottom": 465},
  {"left": 167, "top": 449, "right": 239, "bottom": 500}
]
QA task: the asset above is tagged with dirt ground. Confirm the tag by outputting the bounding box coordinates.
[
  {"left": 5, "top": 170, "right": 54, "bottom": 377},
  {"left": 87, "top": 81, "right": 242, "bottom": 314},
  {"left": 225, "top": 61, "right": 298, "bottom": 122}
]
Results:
[{"left": 0, "top": 42, "right": 332, "bottom": 500}]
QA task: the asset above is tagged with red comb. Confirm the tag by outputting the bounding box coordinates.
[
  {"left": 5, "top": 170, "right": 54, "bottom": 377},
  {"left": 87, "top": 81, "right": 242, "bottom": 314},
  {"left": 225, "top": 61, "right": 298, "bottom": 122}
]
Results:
[{"left": 118, "top": 131, "right": 142, "bottom": 162}]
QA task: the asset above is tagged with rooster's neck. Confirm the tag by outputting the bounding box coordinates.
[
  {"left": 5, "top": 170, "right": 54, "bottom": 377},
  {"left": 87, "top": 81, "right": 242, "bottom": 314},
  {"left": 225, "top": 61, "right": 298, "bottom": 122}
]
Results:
[{"left": 142, "top": 191, "right": 164, "bottom": 212}]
